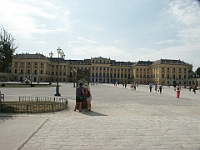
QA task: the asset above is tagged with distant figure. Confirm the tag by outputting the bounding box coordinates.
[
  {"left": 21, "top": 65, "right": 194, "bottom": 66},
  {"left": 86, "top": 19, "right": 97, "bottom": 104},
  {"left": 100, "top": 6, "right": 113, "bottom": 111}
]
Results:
[
  {"left": 193, "top": 84, "right": 197, "bottom": 94},
  {"left": 149, "top": 82, "right": 153, "bottom": 92},
  {"left": 130, "top": 82, "right": 134, "bottom": 90},
  {"left": 125, "top": 83, "right": 127, "bottom": 89},
  {"left": 159, "top": 84, "right": 162, "bottom": 94},
  {"left": 155, "top": 83, "right": 158, "bottom": 92},
  {"left": 133, "top": 82, "right": 136, "bottom": 91},
  {"left": 173, "top": 84, "right": 176, "bottom": 91},
  {"left": 189, "top": 84, "right": 192, "bottom": 91},
  {"left": 176, "top": 84, "right": 181, "bottom": 98}
]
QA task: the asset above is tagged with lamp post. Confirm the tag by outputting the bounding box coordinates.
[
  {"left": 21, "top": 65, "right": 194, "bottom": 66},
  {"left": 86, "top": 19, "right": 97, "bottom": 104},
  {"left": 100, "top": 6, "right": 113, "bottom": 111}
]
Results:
[
  {"left": 49, "top": 47, "right": 65, "bottom": 96},
  {"left": 73, "top": 69, "right": 76, "bottom": 88}
]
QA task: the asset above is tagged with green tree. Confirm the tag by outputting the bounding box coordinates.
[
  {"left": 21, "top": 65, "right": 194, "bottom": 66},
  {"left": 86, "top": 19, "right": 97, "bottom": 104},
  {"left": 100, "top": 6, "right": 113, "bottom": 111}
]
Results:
[
  {"left": 0, "top": 27, "right": 18, "bottom": 73},
  {"left": 195, "top": 67, "right": 200, "bottom": 76}
]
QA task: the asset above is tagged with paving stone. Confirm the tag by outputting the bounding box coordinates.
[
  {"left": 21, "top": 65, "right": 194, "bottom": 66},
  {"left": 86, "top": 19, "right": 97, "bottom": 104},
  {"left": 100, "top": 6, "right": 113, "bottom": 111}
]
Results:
[{"left": 0, "top": 83, "right": 200, "bottom": 150}]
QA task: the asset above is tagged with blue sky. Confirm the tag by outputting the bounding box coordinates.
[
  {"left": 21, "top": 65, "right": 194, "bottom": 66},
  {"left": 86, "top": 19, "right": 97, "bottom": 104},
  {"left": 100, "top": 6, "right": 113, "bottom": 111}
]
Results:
[{"left": 1, "top": 0, "right": 200, "bottom": 71}]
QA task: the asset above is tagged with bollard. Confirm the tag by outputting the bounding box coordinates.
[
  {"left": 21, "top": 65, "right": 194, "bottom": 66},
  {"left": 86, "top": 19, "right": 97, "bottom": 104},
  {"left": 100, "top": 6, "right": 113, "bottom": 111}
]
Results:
[{"left": 176, "top": 90, "right": 180, "bottom": 98}]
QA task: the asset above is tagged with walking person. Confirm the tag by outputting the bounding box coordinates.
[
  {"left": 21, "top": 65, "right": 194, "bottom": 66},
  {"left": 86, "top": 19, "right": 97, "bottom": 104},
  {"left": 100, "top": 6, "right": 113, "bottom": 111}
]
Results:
[
  {"left": 149, "top": 82, "right": 153, "bottom": 92},
  {"left": 159, "top": 84, "right": 163, "bottom": 94},
  {"left": 193, "top": 84, "right": 197, "bottom": 94},
  {"left": 189, "top": 84, "right": 192, "bottom": 91},
  {"left": 176, "top": 84, "right": 181, "bottom": 98},
  {"left": 125, "top": 83, "right": 127, "bottom": 89},
  {"left": 173, "top": 84, "right": 176, "bottom": 91},
  {"left": 130, "top": 82, "right": 134, "bottom": 91},
  {"left": 133, "top": 82, "right": 136, "bottom": 91},
  {"left": 74, "top": 83, "right": 84, "bottom": 112},
  {"left": 155, "top": 83, "right": 158, "bottom": 92}
]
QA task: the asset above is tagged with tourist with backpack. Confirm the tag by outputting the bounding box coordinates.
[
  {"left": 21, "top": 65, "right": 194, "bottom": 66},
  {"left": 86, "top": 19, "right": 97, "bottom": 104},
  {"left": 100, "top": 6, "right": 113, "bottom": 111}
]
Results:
[{"left": 74, "top": 83, "right": 84, "bottom": 112}]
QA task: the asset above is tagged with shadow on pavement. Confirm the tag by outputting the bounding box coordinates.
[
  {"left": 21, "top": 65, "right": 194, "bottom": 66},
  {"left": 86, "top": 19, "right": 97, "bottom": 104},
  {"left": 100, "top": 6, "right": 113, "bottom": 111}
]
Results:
[
  {"left": 82, "top": 111, "right": 108, "bottom": 116},
  {"left": 0, "top": 115, "right": 16, "bottom": 124}
]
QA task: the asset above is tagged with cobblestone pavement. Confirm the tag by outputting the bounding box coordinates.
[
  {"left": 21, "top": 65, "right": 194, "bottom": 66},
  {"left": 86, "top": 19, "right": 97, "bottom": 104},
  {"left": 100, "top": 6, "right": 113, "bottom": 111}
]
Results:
[{"left": 0, "top": 83, "right": 200, "bottom": 150}]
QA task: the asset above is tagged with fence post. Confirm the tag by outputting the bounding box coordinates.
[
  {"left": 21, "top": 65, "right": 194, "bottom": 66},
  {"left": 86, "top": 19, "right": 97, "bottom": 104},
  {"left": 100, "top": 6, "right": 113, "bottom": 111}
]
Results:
[
  {"left": 26, "top": 105, "right": 29, "bottom": 113},
  {"left": 52, "top": 104, "right": 54, "bottom": 112}
]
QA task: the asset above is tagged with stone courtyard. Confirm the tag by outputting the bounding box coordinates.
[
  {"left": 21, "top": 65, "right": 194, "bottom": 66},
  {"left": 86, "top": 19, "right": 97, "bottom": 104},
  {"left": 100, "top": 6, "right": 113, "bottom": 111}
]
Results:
[{"left": 0, "top": 83, "right": 200, "bottom": 150}]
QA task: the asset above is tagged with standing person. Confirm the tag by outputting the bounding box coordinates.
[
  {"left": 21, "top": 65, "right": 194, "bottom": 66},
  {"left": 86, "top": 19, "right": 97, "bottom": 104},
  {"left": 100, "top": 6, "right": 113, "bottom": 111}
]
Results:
[
  {"left": 149, "top": 82, "right": 153, "bottom": 92},
  {"left": 193, "top": 84, "right": 197, "bottom": 94},
  {"left": 125, "top": 83, "right": 127, "bottom": 89},
  {"left": 176, "top": 84, "right": 181, "bottom": 98},
  {"left": 84, "top": 83, "right": 92, "bottom": 111},
  {"left": 74, "top": 83, "right": 84, "bottom": 112},
  {"left": 159, "top": 84, "right": 163, "bottom": 94},
  {"left": 155, "top": 83, "right": 158, "bottom": 92}
]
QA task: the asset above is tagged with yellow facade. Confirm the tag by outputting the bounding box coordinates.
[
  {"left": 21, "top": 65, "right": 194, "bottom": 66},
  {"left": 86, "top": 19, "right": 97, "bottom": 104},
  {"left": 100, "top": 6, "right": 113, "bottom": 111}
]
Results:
[{"left": 5, "top": 53, "right": 194, "bottom": 85}]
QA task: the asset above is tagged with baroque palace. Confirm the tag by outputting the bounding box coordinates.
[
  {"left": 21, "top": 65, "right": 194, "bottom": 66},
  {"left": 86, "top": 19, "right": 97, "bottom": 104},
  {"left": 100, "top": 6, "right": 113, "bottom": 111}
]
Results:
[{"left": 4, "top": 53, "right": 198, "bottom": 86}]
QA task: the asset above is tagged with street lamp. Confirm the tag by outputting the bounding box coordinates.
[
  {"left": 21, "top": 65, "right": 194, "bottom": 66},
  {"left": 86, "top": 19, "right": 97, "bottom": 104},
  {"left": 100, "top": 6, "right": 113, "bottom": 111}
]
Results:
[
  {"left": 49, "top": 47, "right": 65, "bottom": 96},
  {"left": 73, "top": 69, "right": 77, "bottom": 88}
]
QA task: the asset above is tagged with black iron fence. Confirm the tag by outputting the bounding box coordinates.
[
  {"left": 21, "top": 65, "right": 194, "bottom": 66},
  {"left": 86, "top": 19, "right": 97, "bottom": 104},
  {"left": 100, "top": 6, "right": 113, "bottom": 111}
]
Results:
[{"left": 0, "top": 96, "right": 68, "bottom": 113}]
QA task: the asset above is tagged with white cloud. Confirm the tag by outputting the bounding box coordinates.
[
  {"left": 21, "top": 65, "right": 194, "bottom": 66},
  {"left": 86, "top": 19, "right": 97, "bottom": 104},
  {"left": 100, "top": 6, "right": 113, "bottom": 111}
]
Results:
[
  {"left": 70, "top": 44, "right": 124, "bottom": 58},
  {"left": 0, "top": 0, "right": 71, "bottom": 39},
  {"left": 165, "top": 0, "right": 200, "bottom": 45},
  {"left": 156, "top": 40, "right": 175, "bottom": 45},
  {"left": 77, "top": 37, "right": 97, "bottom": 44},
  {"left": 133, "top": 44, "right": 199, "bottom": 70},
  {"left": 38, "top": 41, "right": 46, "bottom": 44}
]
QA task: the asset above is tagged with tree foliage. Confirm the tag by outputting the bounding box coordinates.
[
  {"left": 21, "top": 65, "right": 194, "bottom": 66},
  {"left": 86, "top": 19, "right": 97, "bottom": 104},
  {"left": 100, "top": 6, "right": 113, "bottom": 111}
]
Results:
[
  {"left": 195, "top": 67, "right": 200, "bottom": 76},
  {"left": 0, "top": 26, "right": 18, "bottom": 73}
]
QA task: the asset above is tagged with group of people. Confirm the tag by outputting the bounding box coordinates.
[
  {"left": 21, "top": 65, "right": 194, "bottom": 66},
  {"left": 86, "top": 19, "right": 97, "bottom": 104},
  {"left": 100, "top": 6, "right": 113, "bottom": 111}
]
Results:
[
  {"left": 130, "top": 82, "right": 137, "bottom": 91},
  {"left": 74, "top": 83, "right": 92, "bottom": 112},
  {"left": 74, "top": 82, "right": 197, "bottom": 111},
  {"left": 149, "top": 82, "right": 163, "bottom": 94}
]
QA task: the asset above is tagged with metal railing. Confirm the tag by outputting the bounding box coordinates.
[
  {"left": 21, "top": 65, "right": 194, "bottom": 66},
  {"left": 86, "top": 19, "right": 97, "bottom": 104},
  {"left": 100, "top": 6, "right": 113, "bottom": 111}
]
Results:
[
  {"left": 19, "top": 96, "right": 62, "bottom": 102},
  {"left": 0, "top": 96, "right": 68, "bottom": 113}
]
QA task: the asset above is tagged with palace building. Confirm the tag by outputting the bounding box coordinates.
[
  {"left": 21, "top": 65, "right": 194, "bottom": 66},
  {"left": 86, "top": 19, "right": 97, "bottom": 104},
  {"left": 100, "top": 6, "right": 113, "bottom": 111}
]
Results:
[{"left": 3, "top": 53, "right": 198, "bottom": 86}]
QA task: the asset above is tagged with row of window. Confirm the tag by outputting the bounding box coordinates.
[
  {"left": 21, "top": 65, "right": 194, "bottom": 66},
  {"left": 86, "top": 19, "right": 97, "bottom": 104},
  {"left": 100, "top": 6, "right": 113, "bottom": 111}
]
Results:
[
  {"left": 69, "top": 67, "right": 130, "bottom": 71},
  {"left": 15, "top": 69, "right": 43, "bottom": 74},
  {"left": 136, "top": 68, "right": 188, "bottom": 72},
  {"left": 15, "top": 62, "right": 188, "bottom": 73},
  {"left": 15, "top": 68, "right": 187, "bottom": 79},
  {"left": 92, "top": 59, "right": 110, "bottom": 63},
  {"left": 91, "top": 73, "right": 131, "bottom": 78},
  {"left": 15, "top": 62, "right": 44, "bottom": 66}
]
